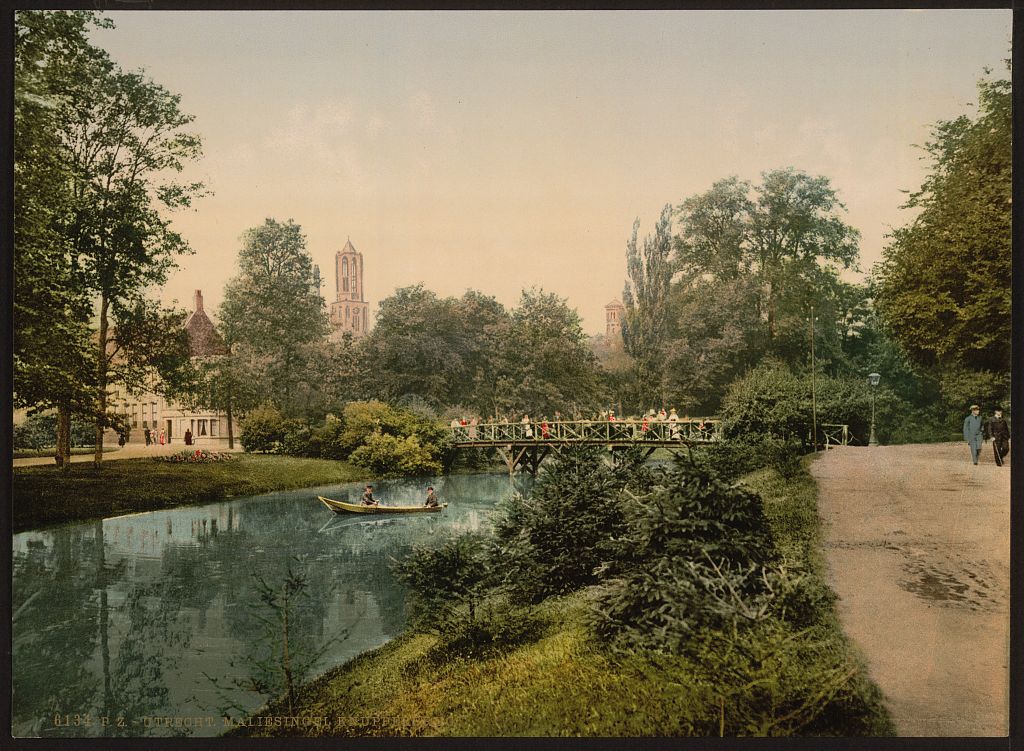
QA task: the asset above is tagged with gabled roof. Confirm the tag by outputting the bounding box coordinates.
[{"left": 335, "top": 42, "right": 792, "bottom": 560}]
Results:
[
  {"left": 340, "top": 237, "right": 358, "bottom": 254},
  {"left": 184, "top": 308, "right": 229, "bottom": 357},
  {"left": 605, "top": 299, "right": 625, "bottom": 309}
]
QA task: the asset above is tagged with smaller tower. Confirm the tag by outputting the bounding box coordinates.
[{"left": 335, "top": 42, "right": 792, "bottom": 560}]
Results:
[
  {"left": 605, "top": 299, "right": 625, "bottom": 340},
  {"left": 329, "top": 238, "right": 369, "bottom": 340}
]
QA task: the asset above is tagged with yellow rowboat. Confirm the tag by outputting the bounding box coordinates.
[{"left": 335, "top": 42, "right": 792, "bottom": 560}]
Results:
[{"left": 318, "top": 495, "right": 447, "bottom": 515}]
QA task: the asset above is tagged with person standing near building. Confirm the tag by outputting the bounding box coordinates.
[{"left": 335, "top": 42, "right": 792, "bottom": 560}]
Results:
[
  {"left": 985, "top": 407, "right": 1010, "bottom": 467},
  {"left": 963, "top": 405, "right": 984, "bottom": 465},
  {"left": 144, "top": 426, "right": 151, "bottom": 447},
  {"left": 159, "top": 428, "right": 166, "bottom": 445},
  {"left": 184, "top": 428, "right": 193, "bottom": 446}
]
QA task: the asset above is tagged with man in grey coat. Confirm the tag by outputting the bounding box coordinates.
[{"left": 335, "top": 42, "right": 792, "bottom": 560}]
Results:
[{"left": 963, "top": 404, "right": 984, "bottom": 465}]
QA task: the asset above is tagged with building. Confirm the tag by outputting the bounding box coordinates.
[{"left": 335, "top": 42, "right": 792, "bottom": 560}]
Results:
[
  {"left": 605, "top": 299, "right": 625, "bottom": 341},
  {"left": 106, "top": 289, "right": 240, "bottom": 447},
  {"left": 329, "top": 238, "right": 369, "bottom": 341}
]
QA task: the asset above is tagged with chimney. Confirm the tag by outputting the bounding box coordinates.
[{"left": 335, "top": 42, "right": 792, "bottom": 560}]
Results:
[{"left": 194, "top": 289, "right": 204, "bottom": 313}]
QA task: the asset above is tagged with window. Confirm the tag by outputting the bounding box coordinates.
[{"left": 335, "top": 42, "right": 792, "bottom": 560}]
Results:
[
  {"left": 345, "top": 306, "right": 350, "bottom": 321},
  {"left": 343, "top": 276, "right": 349, "bottom": 292},
  {"left": 210, "top": 419, "right": 218, "bottom": 436},
  {"left": 353, "top": 311, "right": 360, "bottom": 330},
  {"left": 198, "top": 419, "right": 208, "bottom": 436}
]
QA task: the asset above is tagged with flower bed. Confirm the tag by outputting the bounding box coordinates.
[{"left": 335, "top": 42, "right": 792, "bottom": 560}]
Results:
[{"left": 153, "top": 448, "right": 238, "bottom": 464}]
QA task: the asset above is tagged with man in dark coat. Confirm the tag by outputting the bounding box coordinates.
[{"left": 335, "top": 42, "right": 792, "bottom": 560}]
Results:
[
  {"left": 984, "top": 407, "right": 1010, "bottom": 467},
  {"left": 963, "top": 404, "right": 984, "bottom": 465}
]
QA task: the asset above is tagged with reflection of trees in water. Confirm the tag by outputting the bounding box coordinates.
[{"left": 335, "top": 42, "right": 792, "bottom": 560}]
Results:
[
  {"left": 12, "top": 527, "right": 105, "bottom": 737},
  {"left": 14, "top": 475, "right": 515, "bottom": 736}
]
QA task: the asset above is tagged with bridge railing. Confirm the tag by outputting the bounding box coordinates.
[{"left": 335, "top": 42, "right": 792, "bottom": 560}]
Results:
[
  {"left": 446, "top": 418, "right": 721, "bottom": 444},
  {"left": 820, "top": 423, "right": 850, "bottom": 449}
]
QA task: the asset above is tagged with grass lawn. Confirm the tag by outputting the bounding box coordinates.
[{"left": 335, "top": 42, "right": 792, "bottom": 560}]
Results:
[
  {"left": 12, "top": 454, "right": 369, "bottom": 533},
  {"left": 229, "top": 456, "right": 893, "bottom": 737}
]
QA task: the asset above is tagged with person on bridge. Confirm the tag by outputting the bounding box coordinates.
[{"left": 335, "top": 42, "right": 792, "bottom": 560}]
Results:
[
  {"left": 963, "top": 405, "right": 985, "bottom": 465},
  {"left": 984, "top": 407, "right": 1010, "bottom": 467},
  {"left": 521, "top": 414, "right": 534, "bottom": 439},
  {"left": 668, "top": 408, "right": 680, "bottom": 439},
  {"left": 540, "top": 418, "right": 550, "bottom": 439}
]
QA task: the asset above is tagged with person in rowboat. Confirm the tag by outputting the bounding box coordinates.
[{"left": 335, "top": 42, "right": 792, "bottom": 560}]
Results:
[
  {"left": 360, "top": 485, "right": 379, "bottom": 506},
  {"left": 424, "top": 487, "right": 438, "bottom": 507}
]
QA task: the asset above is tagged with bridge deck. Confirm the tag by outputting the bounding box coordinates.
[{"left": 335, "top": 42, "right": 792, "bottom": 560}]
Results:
[{"left": 445, "top": 418, "right": 720, "bottom": 447}]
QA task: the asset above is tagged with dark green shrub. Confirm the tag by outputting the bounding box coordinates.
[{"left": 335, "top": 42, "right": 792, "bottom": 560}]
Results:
[
  {"left": 492, "top": 446, "right": 629, "bottom": 604},
  {"left": 280, "top": 423, "right": 315, "bottom": 457},
  {"left": 309, "top": 418, "right": 346, "bottom": 460},
  {"left": 589, "top": 458, "right": 777, "bottom": 653},
  {"left": 687, "top": 621, "right": 893, "bottom": 736},
  {"left": 239, "top": 403, "right": 287, "bottom": 453},
  {"left": 396, "top": 532, "right": 495, "bottom": 631},
  {"left": 430, "top": 604, "right": 549, "bottom": 660}
]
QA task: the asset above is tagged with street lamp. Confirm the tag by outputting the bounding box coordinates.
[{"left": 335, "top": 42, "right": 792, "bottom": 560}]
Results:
[{"left": 867, "top": 372, "right": 881, "bottom": 446}]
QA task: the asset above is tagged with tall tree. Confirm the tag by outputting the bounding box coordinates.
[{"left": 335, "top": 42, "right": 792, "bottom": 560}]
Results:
[
  {"left": 502, "top": 288, "right": 605, "bottom": 418},
  {"left": 34, "top": 18, "right": 208, "bottom": 467},
  {"left": 13, "top": 11, "right": 105, "bottom": 467},
  {"left": 875, "top": 65, "right": 1011, "bottom": 375},
  {"left": 621, "top": 204, "right": 675, "bottom": 407},
  {"left": 219, "top": 219, "right": 329, "bottom": 416},
  {"left": 748, "top": 168, "right": 860, "bottom": 348}
]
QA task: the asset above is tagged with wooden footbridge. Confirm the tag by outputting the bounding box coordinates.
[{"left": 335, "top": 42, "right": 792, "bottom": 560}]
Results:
[{"left": 447, "top": 418, "right": 721, "bottom": 475}]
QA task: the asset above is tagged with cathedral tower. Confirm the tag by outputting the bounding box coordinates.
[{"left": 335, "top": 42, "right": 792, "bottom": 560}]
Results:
[{"left": 329, "top": 238, "right": 369, "bottom": 340}]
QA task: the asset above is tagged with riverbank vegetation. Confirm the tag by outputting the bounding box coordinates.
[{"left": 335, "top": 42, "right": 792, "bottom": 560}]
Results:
[
  {"left": 11, "top": 455, "right": 368, "bottom": 533},
  {"left": 232, "top": 447, "right": 893, "bottom": 737}
]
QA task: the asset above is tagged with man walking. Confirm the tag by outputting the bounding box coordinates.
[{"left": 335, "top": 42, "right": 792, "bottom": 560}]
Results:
[
  {"left": 985, "top": 407, "right": 1010, "bottom": 467},
  {"left": 963, "top": 404, "right": 984, "bottom": 465}
]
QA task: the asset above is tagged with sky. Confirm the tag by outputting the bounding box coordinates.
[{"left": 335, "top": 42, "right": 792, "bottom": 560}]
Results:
[{"left": 86, "top": 9, "right": 1011, "bottom": 334}]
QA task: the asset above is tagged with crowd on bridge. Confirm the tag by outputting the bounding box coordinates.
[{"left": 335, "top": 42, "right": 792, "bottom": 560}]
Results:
[{"left": 447, "top": 408, "right": 716, "bottom": 442}]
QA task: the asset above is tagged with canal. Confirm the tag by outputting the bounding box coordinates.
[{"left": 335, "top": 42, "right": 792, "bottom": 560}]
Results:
[{"left": 12, "top": 472, "right": 528, "bottom": 738}]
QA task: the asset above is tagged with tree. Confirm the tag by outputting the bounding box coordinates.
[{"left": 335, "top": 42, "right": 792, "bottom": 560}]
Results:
[
  {"left": 502, "top": 288, "right": 606, "bottom": 417},
  {"left": 748, "top": 168, "right": 860, "bottom": 349},
  {"left": 32, "top": 20, "right": 208, "bottom": 467},
  {"left": 13, "top": 11, "right": 106, "bottom": 467},
  {"left": 219, "top": 219, "right": 329, "bottom": 416},
  {"left": 875, "top": 65, "right": 1011, "bottom": 375},
  {"left": 621, "top": 204, "right": 676, "bottom": 408}
]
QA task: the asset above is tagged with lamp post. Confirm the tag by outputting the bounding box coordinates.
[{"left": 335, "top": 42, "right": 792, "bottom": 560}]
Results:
[{"left": 867, "top": 372, "right": 881, "bottom": 446}]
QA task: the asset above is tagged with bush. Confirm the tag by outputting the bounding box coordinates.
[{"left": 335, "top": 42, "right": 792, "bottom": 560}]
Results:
[
  {"left": 309, "top": 417, "right": 346, "bottom": 460},
  {"left": 688, "top": 621, "right": 892, "bottom": 736},
  {"left": 396, "top": 532, "right": 495, "bottom": 632},
  {"left": 589, "top": 458, "right": 777, "bottom": 654},
  {"left": 349, "top": 432, "right": 442, "bottom": 476},
  {"left": 239, "top": 403, "right": 287, "bottom": 453},
  {"left": 492, "top": 446, "right": 630, "bottom": 604},
  {"left": 281, "top": 423, "right": 316, "bottom": 457}
]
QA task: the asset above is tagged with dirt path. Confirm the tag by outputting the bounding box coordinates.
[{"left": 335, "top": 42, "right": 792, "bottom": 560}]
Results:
[{"left": 810, "top": 442, "right": 1009, "bottom": 736}]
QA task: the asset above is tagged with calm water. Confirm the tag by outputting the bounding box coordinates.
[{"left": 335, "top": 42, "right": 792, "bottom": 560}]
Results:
[{"left": 12, "top": 473, "right": 529, "bottom": 738}]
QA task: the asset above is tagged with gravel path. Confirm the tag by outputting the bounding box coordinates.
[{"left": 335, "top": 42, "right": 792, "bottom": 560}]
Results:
[{"left": 810, "top": 442, "right": 1009, "bottom": 736}]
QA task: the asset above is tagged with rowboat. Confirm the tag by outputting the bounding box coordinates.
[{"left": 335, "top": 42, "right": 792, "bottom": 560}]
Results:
[{"left": 317, "top": 495, "right": 447, "bottom": 515}]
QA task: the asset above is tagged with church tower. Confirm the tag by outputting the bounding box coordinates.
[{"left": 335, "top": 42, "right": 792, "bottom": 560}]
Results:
[
  {"left": 605, "top": 299, "right": 625, "bottom": 342},
  {"left": 329, "top": 238, "right": 369, "bottom": 340}
]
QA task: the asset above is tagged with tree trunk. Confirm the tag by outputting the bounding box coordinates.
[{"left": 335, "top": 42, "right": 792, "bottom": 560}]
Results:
[
  {"left": 94, "top": 296, "right": 109, "bottom": 468},
  {"left": 226, "top": 392, "right": 235, "bottom": 450},
  {"left": 56, "top": 401, "right": 72, "bottom": 471}
]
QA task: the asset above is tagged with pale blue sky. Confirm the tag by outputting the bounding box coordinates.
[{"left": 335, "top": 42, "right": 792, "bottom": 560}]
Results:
[{"left": 88, "top": 9, "right": 1011, "bottom": 333}]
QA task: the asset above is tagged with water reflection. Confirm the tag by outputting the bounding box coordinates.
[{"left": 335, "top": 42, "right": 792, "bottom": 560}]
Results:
[{"left": 12, "top": 473, "right": 523, "bottom": 737}]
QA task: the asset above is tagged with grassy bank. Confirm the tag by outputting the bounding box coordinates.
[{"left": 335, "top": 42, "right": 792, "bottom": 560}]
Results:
[
  {"left": 12, "top": 455, "right": 369, "bottom": 532},
  {"left": 230, "top": 457, "right": 894, "bottom": 737}
]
